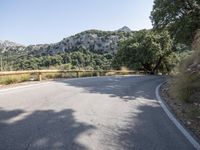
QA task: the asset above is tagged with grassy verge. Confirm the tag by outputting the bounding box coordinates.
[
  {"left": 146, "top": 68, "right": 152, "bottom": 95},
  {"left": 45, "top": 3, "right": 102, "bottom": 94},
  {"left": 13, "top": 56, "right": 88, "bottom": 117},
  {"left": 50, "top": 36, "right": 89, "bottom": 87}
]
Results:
[
  {"left": 0, "top": 74, "right": 31, "bottom": 85},
  {"left": 161, "top": 82, "right": 200, "bottom": 140},
  {"left": 163, "top": 39, "right": 200, "bottom": 139},
  {"left": 169, "top": 74, "right": 200, "bottom": 103},
  {"left": 0, "top": 69, "right": 139, "bottom": 85},
  {"left": 0, "top": 72, "right": 102, "bottom": 85},
  {"left": 42, "top": 72, "right": 101, "bottom": 80}
]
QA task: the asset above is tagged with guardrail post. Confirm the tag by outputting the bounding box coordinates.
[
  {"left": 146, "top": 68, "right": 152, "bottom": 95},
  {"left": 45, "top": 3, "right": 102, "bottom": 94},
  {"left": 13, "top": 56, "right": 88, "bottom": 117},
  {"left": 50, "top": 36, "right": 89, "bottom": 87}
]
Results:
[
  {"left": 38, "top": 72, "right": 42, "bottom": 81},
  {"left": 91, "top": 71, "right": 93, "bottom": 77},
  {"left": 97, "top": 72, "right": 100, "bottom": 77},
  {"left": 76, "top": 71, "right": 79, "bottom": 78}
]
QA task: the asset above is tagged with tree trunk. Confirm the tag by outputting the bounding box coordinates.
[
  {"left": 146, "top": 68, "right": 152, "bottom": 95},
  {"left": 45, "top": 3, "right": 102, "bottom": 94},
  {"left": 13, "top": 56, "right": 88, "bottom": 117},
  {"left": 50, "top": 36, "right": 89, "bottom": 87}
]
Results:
[
  {"left": 141, "top": 63, "right": 152, "bottom": 73},
  {"left": 151, "top": 56, "right": 164, "bottom": 74}
]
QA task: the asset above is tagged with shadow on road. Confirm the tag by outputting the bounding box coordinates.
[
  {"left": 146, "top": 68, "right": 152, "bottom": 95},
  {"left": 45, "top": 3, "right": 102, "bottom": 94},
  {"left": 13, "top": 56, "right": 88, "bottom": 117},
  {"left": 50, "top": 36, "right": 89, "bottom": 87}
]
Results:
[
  {"left": 59, "top": 75, "right": 164, "bottom": 101},
  {"left": 0, "top": 75, "right": 193, "bottom": 150},
  {"left": 0, "top": 108, "right": 95, "bottom": 150},
  {"left": 53, "top": 75, "right": 195, "bottom": 150},
  {"left": 113, "top": 104, "right": 195, "bottom": 150}
]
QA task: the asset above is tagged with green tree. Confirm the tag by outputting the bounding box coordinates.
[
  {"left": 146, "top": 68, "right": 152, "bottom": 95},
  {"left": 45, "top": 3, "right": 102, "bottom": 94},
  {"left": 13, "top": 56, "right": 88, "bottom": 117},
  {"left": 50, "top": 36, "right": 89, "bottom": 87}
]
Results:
[
  {"left": 150, "top": 0, "right": 200, "bottom": 45},
  {"left": 112, "top": 30, "right": 173, "bottom": 74}
]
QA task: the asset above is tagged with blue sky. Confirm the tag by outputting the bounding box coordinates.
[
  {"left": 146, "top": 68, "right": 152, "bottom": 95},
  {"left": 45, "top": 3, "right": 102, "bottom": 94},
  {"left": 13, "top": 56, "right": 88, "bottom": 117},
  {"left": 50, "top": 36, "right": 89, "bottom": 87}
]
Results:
[{"left": 0, "top": 0, "right": 154, "bottom": 45}]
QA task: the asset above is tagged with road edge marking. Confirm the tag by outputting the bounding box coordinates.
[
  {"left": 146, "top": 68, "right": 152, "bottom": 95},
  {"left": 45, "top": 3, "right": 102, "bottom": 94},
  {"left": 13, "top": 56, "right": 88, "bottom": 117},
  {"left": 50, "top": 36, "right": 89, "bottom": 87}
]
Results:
[
  {"left": 156, "top": 82, "right": 200, "bottom": 150},
  {"left": 0, "top": 82, "right": 51, "bottom": 93}
]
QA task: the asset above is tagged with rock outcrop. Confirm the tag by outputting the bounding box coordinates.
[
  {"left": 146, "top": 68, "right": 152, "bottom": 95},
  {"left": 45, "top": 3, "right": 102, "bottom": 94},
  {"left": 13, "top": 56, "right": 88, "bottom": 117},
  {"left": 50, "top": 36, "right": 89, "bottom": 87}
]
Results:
[{"left": 0, "top": 27, "right": 134, "bottom": 56}]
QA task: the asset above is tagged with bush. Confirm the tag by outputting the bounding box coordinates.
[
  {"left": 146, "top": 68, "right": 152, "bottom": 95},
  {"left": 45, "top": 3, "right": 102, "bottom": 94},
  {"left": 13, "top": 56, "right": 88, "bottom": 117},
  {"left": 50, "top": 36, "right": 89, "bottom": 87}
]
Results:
[
  {"left": 170, "top": 73, "right": 200, "bottom": 103},
  {"left": 170, "top": 31, "right": 200, "bottom": 103}
]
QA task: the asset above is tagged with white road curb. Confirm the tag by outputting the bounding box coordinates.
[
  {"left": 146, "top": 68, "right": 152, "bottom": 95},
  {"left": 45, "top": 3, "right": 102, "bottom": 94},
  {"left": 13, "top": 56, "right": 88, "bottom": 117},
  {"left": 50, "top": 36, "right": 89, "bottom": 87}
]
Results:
[{"left": 156, "top": 82, "right": 200, "bottom": 150}]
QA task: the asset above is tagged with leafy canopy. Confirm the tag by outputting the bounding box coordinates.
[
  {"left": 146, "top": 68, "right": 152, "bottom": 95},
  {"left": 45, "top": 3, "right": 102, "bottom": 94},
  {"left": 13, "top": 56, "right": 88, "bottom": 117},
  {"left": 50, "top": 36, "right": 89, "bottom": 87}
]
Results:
[
  {"left": 112, "top": 30, "right": 173, "bottom": 74},
  {"left": 0, "top": 49, "right": 112, "bottom": 71},
  {"left": 150, "top": 0, "right": 200, "bottom": 45}
]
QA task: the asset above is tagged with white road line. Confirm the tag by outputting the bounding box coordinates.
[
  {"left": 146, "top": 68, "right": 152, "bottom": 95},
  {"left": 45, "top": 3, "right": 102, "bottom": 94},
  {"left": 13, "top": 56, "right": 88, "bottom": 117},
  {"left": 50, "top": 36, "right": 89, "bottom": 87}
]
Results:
[
  {"left": 0, "top": 82, "right": 52, "bottom": 94},
  {"left": 156, "top": 82, "right": 200, "bottom": 150}
]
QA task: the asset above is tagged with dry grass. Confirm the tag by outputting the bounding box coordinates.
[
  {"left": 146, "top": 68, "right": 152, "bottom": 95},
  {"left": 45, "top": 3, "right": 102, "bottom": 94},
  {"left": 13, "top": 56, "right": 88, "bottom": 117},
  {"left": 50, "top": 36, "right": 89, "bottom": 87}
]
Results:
[
  {"left": 0, "top": 71, "right": 100, "bottom": 85},
  {"left": 42, "top": 72, "right": 99, "bottom": 80},
  {"left": 0, "top": 74, "right": 30, "bottom": 85},
  {"left": 0, "top": 69, "right": 139, "bottom": 85},
  {"left": 169, "top": 74, "right": 200, "bottom": 103},
  {"left": 170, "top": 30, "right": 200, "bottom": 103}
]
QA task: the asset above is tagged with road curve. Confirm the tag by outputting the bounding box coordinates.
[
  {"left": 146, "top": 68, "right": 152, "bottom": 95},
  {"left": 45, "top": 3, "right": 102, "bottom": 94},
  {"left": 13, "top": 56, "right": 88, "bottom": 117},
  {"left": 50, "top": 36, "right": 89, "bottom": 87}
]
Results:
[{"left": 0, "top": 75, "right": 196, "bottom": 150}]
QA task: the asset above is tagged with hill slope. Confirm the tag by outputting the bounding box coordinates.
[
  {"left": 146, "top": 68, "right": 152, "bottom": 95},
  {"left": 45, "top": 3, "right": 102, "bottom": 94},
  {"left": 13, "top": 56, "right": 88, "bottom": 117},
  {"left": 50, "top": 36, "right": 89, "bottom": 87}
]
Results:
[
  {"left": 0, "top": 27, "right": 134, "bottom": 70},
  {"left": 0, "top": 27, "right": 134, "bottom": 56}
]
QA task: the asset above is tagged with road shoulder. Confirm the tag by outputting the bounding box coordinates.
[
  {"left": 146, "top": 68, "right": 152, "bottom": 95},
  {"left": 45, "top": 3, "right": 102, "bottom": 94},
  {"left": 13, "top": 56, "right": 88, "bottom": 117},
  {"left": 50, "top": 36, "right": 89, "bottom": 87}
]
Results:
[{"left": 157, "top": 82, "right": 200, "bottom": 150}]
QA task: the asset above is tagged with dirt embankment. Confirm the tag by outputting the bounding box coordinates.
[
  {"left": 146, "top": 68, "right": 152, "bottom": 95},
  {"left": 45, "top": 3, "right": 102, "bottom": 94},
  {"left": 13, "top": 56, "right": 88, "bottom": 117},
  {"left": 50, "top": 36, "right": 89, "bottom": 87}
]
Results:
[{"left": 160, "top": 82, "right": 200, "bottom": 140}]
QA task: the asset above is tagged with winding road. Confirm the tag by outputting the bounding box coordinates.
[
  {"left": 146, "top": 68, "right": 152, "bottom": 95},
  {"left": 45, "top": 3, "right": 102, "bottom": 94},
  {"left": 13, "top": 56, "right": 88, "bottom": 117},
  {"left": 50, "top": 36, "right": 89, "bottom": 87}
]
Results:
[{"left": 0, "top": 75, "right": 196, "bottom": 150}]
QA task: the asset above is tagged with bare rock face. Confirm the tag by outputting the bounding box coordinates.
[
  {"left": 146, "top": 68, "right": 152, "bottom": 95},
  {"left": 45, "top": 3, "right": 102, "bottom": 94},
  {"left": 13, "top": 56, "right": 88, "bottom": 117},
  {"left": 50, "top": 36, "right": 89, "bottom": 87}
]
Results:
[
  {"left": 0, "top": 40, "right": 25, "bottom": 53},
  {"left": 27, "top": 28, "right": 134, "bottom": 55},
  {"left": 0, "top": 40, "right": 22, "bottom": 48},
  {"left": 0, "top": 27, "right": 134, "bottom": 56},
  {"left": 117, "top": 26, "right": 132, "bottom": 33}
]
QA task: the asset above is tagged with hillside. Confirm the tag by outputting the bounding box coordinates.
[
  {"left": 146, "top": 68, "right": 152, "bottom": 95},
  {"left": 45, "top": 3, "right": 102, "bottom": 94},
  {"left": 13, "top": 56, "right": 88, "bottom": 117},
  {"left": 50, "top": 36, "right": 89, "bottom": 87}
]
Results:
[
  {"left": 0, "top": 40, "right": 24, "bottom": 53},
  {"left": 0, "top": 40, "right": 23, "bottom": 48},
  {"left": 0, "top": 27, "right": 134, "bottom": 71},
  {"left": 0, "top": 27, "right": 134, "bottom": 57}
]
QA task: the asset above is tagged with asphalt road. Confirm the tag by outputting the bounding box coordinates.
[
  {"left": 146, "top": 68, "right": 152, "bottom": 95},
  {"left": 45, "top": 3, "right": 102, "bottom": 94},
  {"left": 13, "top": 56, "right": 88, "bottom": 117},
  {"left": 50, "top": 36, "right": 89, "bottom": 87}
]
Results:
[{"left": 0, "top": 75, "right": 196, "bottom": 150}]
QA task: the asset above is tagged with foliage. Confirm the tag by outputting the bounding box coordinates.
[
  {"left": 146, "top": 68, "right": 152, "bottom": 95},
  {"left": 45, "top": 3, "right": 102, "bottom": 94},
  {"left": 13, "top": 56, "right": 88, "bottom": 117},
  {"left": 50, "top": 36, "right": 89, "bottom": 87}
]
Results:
[
  {"left": 151, "top": 0, "right": 200, "bottom": 45},
  {"left": 170, "top": 31, "right": 200, "bottom": 103},
  {"left": 1, "top": 49, "right": 112, "bottom": 71},
  {"left": 170, "top": 62, "right": 200, "bottom": 103},
  {"left": 151, "top": 0, "right": 200, "bottom": 103},
  {"left": 112, "top": 30, "right": 174, "bottom": 74}
]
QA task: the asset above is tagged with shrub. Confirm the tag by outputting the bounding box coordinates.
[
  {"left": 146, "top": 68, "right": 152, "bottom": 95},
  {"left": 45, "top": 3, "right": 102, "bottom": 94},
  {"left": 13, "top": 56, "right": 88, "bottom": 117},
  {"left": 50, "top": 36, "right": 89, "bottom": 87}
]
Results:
[{"left": 170, "top": 31, "right": 200, "bottom": 103}]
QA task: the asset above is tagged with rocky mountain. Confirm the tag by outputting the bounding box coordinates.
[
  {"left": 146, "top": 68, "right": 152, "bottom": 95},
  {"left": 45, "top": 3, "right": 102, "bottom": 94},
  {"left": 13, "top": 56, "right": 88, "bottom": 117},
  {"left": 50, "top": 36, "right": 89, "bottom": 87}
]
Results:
[
  {"left": 0, "top": 40, "right": 24, "bottom": 53},
  {"left": 0, "top": 27, "right": 134, "bottom": 56},
  {"left": 0, "top": 40, "right": 22, "bottom": 48},
  {"left": 117, "top": 26, "right": 132, "bottom": 32}
]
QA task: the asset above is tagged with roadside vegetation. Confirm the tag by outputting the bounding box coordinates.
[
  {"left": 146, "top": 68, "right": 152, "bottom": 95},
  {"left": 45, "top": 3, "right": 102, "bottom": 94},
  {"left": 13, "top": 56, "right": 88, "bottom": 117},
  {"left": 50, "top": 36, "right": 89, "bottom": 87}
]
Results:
[
  {"left": 170, "top": 46, "right": 200, "bottom": 103},
  {"left": 150, "top": 0, "right": 200, "bottom": 138},
  {"left": 112, "top": 30, "right": 175, "bottom": 74},
  {"left": 0, "top": 74, "right": 30, "bottom": 85},
  {"left": 150, "top": 0, "right": 200, "bottom": 103},
  {"left": 0, "top": 49, "right": 112, "bottom": 71}
]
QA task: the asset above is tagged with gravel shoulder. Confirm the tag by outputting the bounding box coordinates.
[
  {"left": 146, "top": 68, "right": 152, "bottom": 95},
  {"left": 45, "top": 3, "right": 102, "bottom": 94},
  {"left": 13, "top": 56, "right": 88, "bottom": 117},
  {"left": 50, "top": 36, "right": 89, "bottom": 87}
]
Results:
[{"left": 160, "top": 81, "right": 200, "bottom": 141}]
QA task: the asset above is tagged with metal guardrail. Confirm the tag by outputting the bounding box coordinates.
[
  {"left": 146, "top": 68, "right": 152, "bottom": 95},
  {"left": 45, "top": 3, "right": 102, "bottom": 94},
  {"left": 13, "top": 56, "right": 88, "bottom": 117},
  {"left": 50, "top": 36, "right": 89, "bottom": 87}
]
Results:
[{"left": 0, "top": 70, "right": 141, "bottom": 81}]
